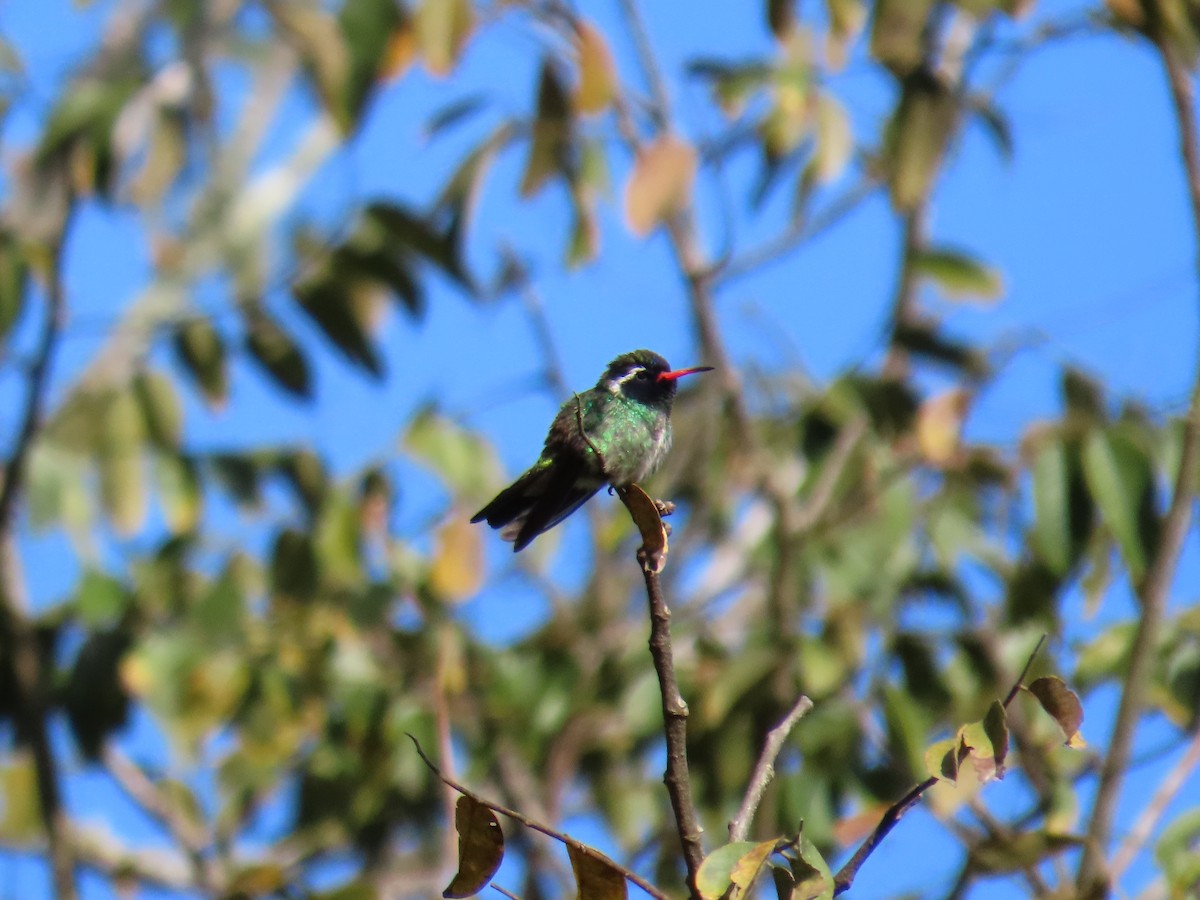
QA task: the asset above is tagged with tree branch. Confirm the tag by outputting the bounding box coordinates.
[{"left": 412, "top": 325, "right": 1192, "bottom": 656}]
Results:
[
  {"left": 408, "top": 735, "right": 670, "bottom": 900},
  {"left": 728, "top": 695, "right": 814, "bottom": 842},
  {"left": 1110, "top": 724, "right": 1200, "bottom": 882},
  {"left": 101, "top": 747, "right": 220, "bottom": 892},
  {"left": 712, "top": 178, "right": 880, "bottom": 288},
  {"left": 0, "top": 233, "right": 76, "bottom": 900},
  {"left": 635, "top": 556, "right": 706, "bottom": 896},
  {"left": 1076, "top": 21, "right": 1200, "bottom": 892},
  {"left": 833, "top": 635, "right": 1045, "bottom": 894}
]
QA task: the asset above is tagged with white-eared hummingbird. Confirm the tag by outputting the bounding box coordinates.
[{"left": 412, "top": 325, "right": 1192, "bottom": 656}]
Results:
[{"left": 472, "top": 349, "right": 713, "bottom": 551}]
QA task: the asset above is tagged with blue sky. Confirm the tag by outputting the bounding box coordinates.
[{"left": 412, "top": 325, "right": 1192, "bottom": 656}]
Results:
[{"left": 2, "top": 0, "right": 1199, "bottom": 897}]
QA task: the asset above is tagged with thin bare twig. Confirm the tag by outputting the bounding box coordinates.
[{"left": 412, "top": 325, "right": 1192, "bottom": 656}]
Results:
[
  {"left": 407, "top": 735, "right": 670, "bottom": 900},
  {"left": 102, "top": 748, "right": 219, "bottom": 892},
  {"left": 833, "top": 635, "right": 1045, "bottom": 894},
  {"left": 728, "top": 695, "right": 814, "bottom": 842},
  {"left": 1110, "top": 725, "right": 1200, "bottom": 881},
  {"left": 1077, "top": 19, "right": 1200, "bottom": 891},
  {"left": 0, "top": 233, "right": 76, "bottom": 900},
  {"left": 712, "top": 178, "right": 881, "bottom": 288}
]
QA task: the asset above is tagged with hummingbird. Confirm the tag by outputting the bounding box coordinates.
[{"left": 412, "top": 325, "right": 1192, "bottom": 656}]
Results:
[{"left": 472, "top": 349, "right": 713, "bottom": 551}]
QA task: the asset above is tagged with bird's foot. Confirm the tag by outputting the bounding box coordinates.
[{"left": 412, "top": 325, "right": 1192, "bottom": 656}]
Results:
[{"left": 653, "top": 499, "right": 676, "bottom": 518}]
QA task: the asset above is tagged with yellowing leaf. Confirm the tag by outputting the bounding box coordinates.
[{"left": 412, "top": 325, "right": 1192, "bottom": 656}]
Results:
[
  {"left": 728, "top": 839, "right": 779, "bottom": 896},
  {"left": 916, "top": 388, "right": 970, "bottom": 467},
  {"left": 381, "top": 17, "right": 417, "bottom": 80},
  {"left": 0, "top": 755, "right": 40, "bottom": 843},
  {"left": 574, "top": 21, "right": 616, "bottom": 115},
  {"left": 617, "top": 483, "right": 668, "bottom": 573},
  {"left": 429, "top": 515, "right": 484, "bottom": 603},
  {"left": 416, "top": 0, "right": 474, "bottom": 76},
  {"left": 624, "top": 134, "right": 697, "bottom": 236},
  {"left": 812, "top": 92, "right": 852, "bottom": 184},
  {"left": 697, "top": 842, "right": 761, "bottom": 900},
  {"left": 568, "top": 844, "right": 628, "bottom": 899},
  {"left": 443, "top": 796, "right": 504, "bottom": 898}
]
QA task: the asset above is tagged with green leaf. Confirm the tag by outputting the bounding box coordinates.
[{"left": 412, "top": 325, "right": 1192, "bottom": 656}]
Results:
[
  {"left": 208, "top": 453, "right": 263, "bottom": 509},
  {"left": 912, "top": 246, "right": 1003, "bottom": 302},
  {"left": 244, "top": 309, "right": 313, "bottom": 400},
  {"left": 442, "top": 796, "right": 504, "bottom": 898},
  {"left": 277, "top": 449, "right": 328, "bottom": 517},
  {"left": 783, "top": 836, "right": 834, "bottom": 900},
  {"left": 0, "top": 230, "right": 28, "bottom": 343},
  {"left": 155, "top": 452, "right": 202, "bottom": 535},
  {"left": 883, "top": 69, "right": 956, "bottom": 212},
  {"left": 1062, "top": 367, "right": 1105, "bottom": 421},
  {"left": 99, "top": 390, "right": 146, "bottom": 535},
  {"left": 191, "top": 563, "right": 246, "bottom": 645},
  {"left": 1075, "top": 621, "right": 1136, "bottom": 690},
  {"left": 520, "top": 59, "right": 573, "bottom": 198},
  {"left": 1081, "top": 428, "right": 1157, "bottom": 581},
  {"left": 316, "top": 492, "right": 364, "bottom": 588},
  {"left": 173, "top": 318, "right": 229, "bottom": 409},
  {"left": 76, "top": 569, "right": 130, "bottom": 629},
  {"left": 293, "top": 267, "right": 384, "bottom": 378},
  {"left": 363, "top": 202, "right": 470, "bottom": 290},
  {"left": 271, "top": 528, "right": 319, "bottom": 602},
  {"left": 697, "top": 841, "right": 762, "bottom": 899},
  {"left": 924, "top": 736, "right": 960, "bottom": 782},
  {"left": 339, "top": 0, "right": 403, "bottom": 127},
  {"left": 891, "top": 320, "right": 989, "bottom": 379},
  {"left": 1157, "top": 808, "right": 1200, "bottom": 893},
  {"left": 132, "top": 369, "right": 183, "bottom": 450},
  {"left": 404, "top": 408, "right": 504, "bottom": 503}
]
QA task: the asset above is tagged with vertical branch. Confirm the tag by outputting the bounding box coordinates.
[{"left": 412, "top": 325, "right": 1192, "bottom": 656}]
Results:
[
  {"left": 0, "top": 235, "right": 77, "bottom": 900},
  {"left": 613, "top": 0, "right": 753, "bottom": 436},
  {"left": 881, "top": 207, "right": 928, "bottom": 379},
  {"left": 1077, "top": 23, "right": 1200, "bottom": 891},
  {"left": 638, "top": 560, "right": 705, "bottom": 897}
]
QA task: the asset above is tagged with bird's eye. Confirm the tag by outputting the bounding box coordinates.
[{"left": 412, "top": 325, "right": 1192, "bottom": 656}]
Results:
[{"left": 635, "top": 369, "right": 649, "bottom": 381}]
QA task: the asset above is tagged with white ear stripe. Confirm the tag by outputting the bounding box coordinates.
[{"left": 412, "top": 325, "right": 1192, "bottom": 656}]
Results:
[{"left": 608, "top": 365, "right": 646, "bottom": 392}]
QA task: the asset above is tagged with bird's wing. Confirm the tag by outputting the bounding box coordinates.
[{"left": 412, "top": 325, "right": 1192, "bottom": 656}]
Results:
[{"left": 512, "top": 457, "right": 603, "bottom": 551}]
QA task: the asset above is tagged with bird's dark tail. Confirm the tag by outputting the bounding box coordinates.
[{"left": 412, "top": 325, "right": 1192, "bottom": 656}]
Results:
[{"left": 472, "top": 461, "right": 601, "bottom": 551}]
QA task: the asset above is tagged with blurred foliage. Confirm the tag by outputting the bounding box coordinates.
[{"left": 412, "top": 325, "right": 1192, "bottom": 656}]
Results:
[{"left": 0, "top": 0, "right": 1196, "bottom": 899}]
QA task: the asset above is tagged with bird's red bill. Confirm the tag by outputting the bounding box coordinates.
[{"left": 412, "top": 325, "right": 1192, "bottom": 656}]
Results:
[{"left": 657, "top": 366, "right": 714, "bottom": 382}]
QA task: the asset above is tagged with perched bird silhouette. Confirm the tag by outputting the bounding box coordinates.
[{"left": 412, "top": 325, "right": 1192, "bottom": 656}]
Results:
[{"left": 472, "top": 349, "right": 712, "bottom": 551}]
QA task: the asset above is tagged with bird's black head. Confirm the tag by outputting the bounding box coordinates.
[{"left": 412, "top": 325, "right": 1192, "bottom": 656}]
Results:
[{"left": 597, "top": 349, "right": 713, "bottom": 405}]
